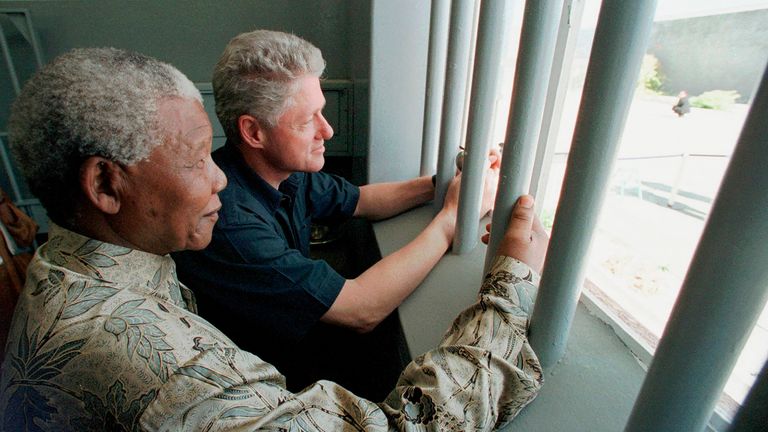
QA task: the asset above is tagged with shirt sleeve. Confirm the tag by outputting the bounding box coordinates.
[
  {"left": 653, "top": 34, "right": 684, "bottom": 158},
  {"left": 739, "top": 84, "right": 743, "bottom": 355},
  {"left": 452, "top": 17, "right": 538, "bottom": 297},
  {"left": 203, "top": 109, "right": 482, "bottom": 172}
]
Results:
[
  {"left": 307, "top": 172, "right": 360, "bottom": 222},
  {"left": 141, "top": 255, "right": 543, "bottom": 431}
]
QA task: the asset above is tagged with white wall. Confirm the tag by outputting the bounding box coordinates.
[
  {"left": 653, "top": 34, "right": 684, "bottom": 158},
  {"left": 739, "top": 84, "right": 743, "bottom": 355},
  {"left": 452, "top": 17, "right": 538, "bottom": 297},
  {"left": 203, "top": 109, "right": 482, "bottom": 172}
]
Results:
[{"left": 368, "top": 0, "right": 430, "bottom": 183}]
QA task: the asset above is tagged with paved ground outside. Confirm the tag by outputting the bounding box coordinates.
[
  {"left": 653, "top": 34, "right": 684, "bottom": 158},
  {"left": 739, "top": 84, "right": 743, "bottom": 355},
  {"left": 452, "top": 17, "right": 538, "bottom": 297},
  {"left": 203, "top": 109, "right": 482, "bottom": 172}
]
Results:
[{"left": 540, "top": 92, "right": 766, "bottom": 404}]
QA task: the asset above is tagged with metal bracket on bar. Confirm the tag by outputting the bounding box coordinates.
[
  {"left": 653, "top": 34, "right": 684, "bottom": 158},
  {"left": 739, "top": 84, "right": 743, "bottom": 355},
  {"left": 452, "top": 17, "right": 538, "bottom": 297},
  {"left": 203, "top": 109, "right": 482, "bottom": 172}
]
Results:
[
  {"left": 0, "top": 9, "right": 44, "bottom": 95},
  {"left": 0, "top": 10, "right": 44, "bottom": 203},
  {"left": 0, "top": 134, "right": 22, "bottom": 203}
]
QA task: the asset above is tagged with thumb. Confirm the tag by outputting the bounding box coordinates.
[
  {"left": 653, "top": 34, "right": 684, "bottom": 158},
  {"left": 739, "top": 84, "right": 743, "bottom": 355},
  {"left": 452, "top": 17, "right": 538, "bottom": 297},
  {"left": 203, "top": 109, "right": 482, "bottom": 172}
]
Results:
[{"left": 505, "top": 195, "right": 535, "bottom": 243}]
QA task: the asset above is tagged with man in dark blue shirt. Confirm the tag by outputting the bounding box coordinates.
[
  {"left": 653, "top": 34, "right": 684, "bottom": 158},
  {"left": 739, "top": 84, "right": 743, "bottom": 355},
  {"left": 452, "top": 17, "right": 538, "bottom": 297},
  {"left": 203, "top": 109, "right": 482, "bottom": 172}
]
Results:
[{"left": 173, "top": 30, "right": 500, "bottom": 399}]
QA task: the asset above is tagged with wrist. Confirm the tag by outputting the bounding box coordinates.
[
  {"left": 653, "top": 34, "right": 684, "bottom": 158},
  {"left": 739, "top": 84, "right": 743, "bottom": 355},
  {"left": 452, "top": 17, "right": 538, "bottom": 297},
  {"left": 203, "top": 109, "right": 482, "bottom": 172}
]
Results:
[
  {"left": 422, "top": 175, "right": 436, "bottom": 201},
  {"left": 435, "top": 207, "right": 457, "bottom": 241}
]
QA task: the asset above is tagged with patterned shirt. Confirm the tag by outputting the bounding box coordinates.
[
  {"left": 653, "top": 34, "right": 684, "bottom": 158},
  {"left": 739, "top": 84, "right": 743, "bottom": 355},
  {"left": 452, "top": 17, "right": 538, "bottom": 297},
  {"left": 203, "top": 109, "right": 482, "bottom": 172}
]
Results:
[{"left": 0, "top": 223, "right": 542, "bottom": 431}]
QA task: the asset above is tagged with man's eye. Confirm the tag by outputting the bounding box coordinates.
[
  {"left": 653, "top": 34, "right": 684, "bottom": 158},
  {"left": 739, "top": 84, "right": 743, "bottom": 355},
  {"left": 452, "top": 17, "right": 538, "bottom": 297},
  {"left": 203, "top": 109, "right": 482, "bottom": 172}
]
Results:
[{"left": 292, "top": 120, "right": 311, "bottom": 131}]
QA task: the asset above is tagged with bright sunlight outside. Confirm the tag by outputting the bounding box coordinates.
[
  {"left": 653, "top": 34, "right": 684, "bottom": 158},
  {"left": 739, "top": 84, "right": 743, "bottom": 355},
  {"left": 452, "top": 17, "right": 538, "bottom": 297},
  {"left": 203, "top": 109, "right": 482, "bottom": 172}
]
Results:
[{"left": 535, "top": 0, "right": 768, "bottom": 418}]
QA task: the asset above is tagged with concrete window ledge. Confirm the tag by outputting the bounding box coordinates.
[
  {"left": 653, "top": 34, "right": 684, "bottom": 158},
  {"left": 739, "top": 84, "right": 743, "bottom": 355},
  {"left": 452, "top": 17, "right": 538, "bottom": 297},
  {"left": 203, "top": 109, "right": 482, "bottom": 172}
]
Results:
[{"left": 373, "top": 205, "right": 647, "bottom": 431}]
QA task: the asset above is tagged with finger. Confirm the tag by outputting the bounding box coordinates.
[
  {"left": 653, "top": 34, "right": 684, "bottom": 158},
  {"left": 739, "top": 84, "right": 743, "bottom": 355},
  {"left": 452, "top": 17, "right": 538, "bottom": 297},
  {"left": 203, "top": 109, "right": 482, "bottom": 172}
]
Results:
[
  {"left": 505, "top": 195, "right": 535, "bottom": 242},
  {"left": 488, "top": 147, "right": 502, "bottom": 169},
  {"left": 488, "top": 157, "right": 500, "bottom": 170},
  {"left": 481, "top": 233, "right": 489, "bottom": 244},
  {"left": 485, "top": 222, "right": 491, "bottom": 233}
]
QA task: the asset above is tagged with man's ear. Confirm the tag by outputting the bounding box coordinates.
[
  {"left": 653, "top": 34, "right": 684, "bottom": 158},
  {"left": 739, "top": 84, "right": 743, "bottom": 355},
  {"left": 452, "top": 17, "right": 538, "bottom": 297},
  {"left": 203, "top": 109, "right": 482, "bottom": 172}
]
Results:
[
  {"left": 79, "top": 157, "right": 123, "bottom": 215},
  {"left": 238, "top": 114, "right": 267, "bottom": 149}
]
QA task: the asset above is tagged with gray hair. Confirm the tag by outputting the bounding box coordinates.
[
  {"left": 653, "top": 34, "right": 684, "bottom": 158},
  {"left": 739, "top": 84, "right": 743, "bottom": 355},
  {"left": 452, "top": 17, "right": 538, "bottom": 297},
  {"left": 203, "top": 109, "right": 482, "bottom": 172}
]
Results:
[
  {"left": 8, "top": 47, "right": 201, "bottom": 226},
  {"left": 212, "top": 29, "right": 325, "bottom": 142}
]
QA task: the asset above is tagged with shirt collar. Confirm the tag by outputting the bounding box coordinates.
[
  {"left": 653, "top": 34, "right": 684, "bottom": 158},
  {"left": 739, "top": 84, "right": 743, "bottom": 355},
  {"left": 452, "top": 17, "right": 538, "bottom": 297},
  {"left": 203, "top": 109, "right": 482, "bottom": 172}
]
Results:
[
  {"left": 218, "top": 142, "right": 303, "bottom": 215},
  {"left": 44, "top": 223, "right": 191, "bottom": 310}
]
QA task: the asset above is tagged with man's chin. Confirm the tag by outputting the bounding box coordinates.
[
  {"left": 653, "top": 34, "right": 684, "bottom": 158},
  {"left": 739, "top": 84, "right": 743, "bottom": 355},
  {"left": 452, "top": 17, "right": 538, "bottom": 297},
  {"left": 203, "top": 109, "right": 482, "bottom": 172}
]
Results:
[
  {"left": 185, "top": 232, "right": 214, "bottom": 252},
  {"left": 309, "top": 156, "right": 325, "bottom": 172}
]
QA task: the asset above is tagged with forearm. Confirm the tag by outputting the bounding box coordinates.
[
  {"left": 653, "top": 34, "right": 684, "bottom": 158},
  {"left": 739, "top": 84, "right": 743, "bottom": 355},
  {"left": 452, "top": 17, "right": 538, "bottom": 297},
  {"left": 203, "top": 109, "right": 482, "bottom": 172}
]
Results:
[
  {"left": 386, "top": 255, "right": 543, "bottom": 428},
  {"left": 355, "top": 176, "right": 434, "bottom": 220},
  {"left": 321, "top": 208, "right": 456, "bottom": 332}
]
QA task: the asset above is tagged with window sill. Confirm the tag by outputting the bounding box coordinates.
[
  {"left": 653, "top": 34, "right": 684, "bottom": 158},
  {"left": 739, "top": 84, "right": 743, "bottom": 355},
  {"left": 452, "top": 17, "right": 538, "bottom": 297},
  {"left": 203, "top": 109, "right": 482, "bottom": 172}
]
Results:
[
  {"left": 580, "top": 273, "right": 737, "bottom": 431},
  {"left": 373, "top": 205, "right": 647, "bottom": 431}
]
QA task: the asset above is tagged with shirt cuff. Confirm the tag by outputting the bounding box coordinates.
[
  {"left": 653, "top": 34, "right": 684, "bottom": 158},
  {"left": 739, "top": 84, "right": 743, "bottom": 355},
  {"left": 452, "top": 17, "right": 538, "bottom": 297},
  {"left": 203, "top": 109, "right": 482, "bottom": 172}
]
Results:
[
  {"left": 488, "top": 255, "right": 540, "bottom": 284},
  {"left": 481, "top": 255, "right": 540, "bottom": 315},
  {"left": 342, "top": 185, "right": 362, "bottom": 217}
]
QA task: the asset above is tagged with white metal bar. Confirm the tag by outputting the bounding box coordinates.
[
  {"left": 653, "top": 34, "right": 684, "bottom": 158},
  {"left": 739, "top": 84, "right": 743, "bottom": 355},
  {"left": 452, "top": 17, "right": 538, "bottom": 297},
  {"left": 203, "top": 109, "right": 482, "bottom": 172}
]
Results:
[
  {"left": 420, "top": 0, "right": 452, "bottom": 177},
  {"left": 483, "top": 0, "right": 563, "bottom": 268},
  {"left": 433, "top": 0, "right": 476, "bottom": 211},
  {"left": 529, "top": 0, "right": 586, "bottom": 210},
  {"left": 527, "top": 0, "right": 658, "bottom": 368},
  {"left": 453, "top": 0, "right": 513, "bottom": 254}
]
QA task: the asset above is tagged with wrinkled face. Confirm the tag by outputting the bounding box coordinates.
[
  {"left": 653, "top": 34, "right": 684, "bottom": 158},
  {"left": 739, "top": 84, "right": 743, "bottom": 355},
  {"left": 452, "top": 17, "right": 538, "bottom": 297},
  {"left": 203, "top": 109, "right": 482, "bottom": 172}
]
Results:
[
  {"left": 117, "top": 97, "right": 227, "bottom": 255},
  {"left": 262, "top": 75, "right": 334, "bottom": 175}
]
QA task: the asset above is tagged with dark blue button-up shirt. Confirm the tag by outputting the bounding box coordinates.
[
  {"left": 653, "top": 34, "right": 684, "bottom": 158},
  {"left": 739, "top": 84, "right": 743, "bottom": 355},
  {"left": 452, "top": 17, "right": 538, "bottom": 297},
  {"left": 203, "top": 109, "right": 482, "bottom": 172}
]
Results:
[{"left": 173, "top": 144, "right": 359, "bottom": 346}]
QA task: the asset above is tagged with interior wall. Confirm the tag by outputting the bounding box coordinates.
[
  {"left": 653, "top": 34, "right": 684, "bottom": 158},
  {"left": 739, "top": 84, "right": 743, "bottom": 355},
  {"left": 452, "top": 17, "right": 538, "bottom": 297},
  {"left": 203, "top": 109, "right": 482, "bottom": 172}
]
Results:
[
  {"left": 367, "top": 0, "right": 430, "bottom": 183},
  {"left": 0, "top": 0, "right": 369, "bottom": 134}
]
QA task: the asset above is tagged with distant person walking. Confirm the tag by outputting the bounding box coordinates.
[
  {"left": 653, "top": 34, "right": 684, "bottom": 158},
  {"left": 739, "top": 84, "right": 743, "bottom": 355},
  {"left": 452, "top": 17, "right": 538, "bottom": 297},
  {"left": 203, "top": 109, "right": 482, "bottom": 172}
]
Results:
[{"left": 673, "top": 90, "right": 691, "bottom": 117}]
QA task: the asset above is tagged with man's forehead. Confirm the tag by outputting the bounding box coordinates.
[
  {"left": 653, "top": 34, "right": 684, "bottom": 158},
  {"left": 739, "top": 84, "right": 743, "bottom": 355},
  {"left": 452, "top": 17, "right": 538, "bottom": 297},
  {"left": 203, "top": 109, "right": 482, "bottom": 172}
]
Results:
[
  {"left": 157, "top": 98, "right": 212, "bottom": 138},
  {"left": 288, "top": 79, "right": 326, "bottom": 112}
]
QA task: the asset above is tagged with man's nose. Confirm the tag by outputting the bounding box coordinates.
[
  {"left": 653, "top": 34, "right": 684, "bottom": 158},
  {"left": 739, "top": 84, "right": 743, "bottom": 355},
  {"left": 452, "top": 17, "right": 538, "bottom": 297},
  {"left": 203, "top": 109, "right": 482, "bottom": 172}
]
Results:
[
  {"left": 211, "top": 160, "right": 227, "bottom": 193},
  {"left": 318, "top": 114, "right": 333, "bottom": 140}
]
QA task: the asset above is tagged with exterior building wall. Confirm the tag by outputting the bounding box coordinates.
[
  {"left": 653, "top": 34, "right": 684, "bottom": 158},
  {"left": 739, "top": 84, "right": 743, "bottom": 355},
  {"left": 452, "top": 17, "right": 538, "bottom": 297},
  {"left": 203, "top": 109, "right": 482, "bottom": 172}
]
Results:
[{"left": 648, "top": 9, "right": 768, "bottom": 102}]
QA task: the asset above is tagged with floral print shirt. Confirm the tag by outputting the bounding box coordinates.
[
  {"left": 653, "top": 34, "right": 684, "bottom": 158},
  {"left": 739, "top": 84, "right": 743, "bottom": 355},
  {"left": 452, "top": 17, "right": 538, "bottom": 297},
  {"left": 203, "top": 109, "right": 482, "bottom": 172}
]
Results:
[{"left": 0, "top": 223, "right": 542, "bottom": 431}]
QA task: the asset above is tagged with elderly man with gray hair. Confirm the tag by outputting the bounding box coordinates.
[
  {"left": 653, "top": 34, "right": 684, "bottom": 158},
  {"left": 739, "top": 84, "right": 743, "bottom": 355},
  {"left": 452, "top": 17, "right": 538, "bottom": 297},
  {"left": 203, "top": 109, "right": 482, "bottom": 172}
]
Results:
[
  {"left": 0, "top": 46, "right": 547, "bottom": 430},
  {"left": 172, "top": 30, "right": 503, "bottom": 398}
]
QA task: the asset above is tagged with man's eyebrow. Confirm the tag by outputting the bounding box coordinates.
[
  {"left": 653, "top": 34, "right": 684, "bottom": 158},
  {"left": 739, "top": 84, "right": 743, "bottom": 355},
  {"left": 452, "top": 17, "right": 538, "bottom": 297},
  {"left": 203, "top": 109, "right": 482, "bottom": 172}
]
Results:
[
  {"left": 183, "top": 124, "right": 212, "bottom": 141},
  {"left": 309, "top": 102, "right": 326, "bottom": 116},
  {"left": 185, "top": 123, "right": 212, "bottom": 137},
  {"left": 180, "top": 124, "right": 212, "bottom": 150}
]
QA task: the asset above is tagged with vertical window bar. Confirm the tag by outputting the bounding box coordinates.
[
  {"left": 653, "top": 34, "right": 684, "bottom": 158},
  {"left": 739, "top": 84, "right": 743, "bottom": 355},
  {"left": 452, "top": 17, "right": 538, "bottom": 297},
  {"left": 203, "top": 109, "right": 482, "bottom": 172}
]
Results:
[
  {"left": 529, "top": 0, "right": 586, "bottom": 206},
  {"left": 420, "top": 0, "right": 452, "bottom": 177},
  {"left": 625, "top": 62, "right": 768, "bottom": 432},
  {"left": 453, "top": 0, "right": 511, "bottom": 254},
  {"left": 433, "top": 0, "right": 476, "bottom": 211},
  {"left": 527, "top": 0, "right": 658, "bottom": 368},
  {"left": 483, "top": 0, "right": 563, "bottom": 269},
  {"left": 728, "top": 359, "right": 768, "bottom": 432}
]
